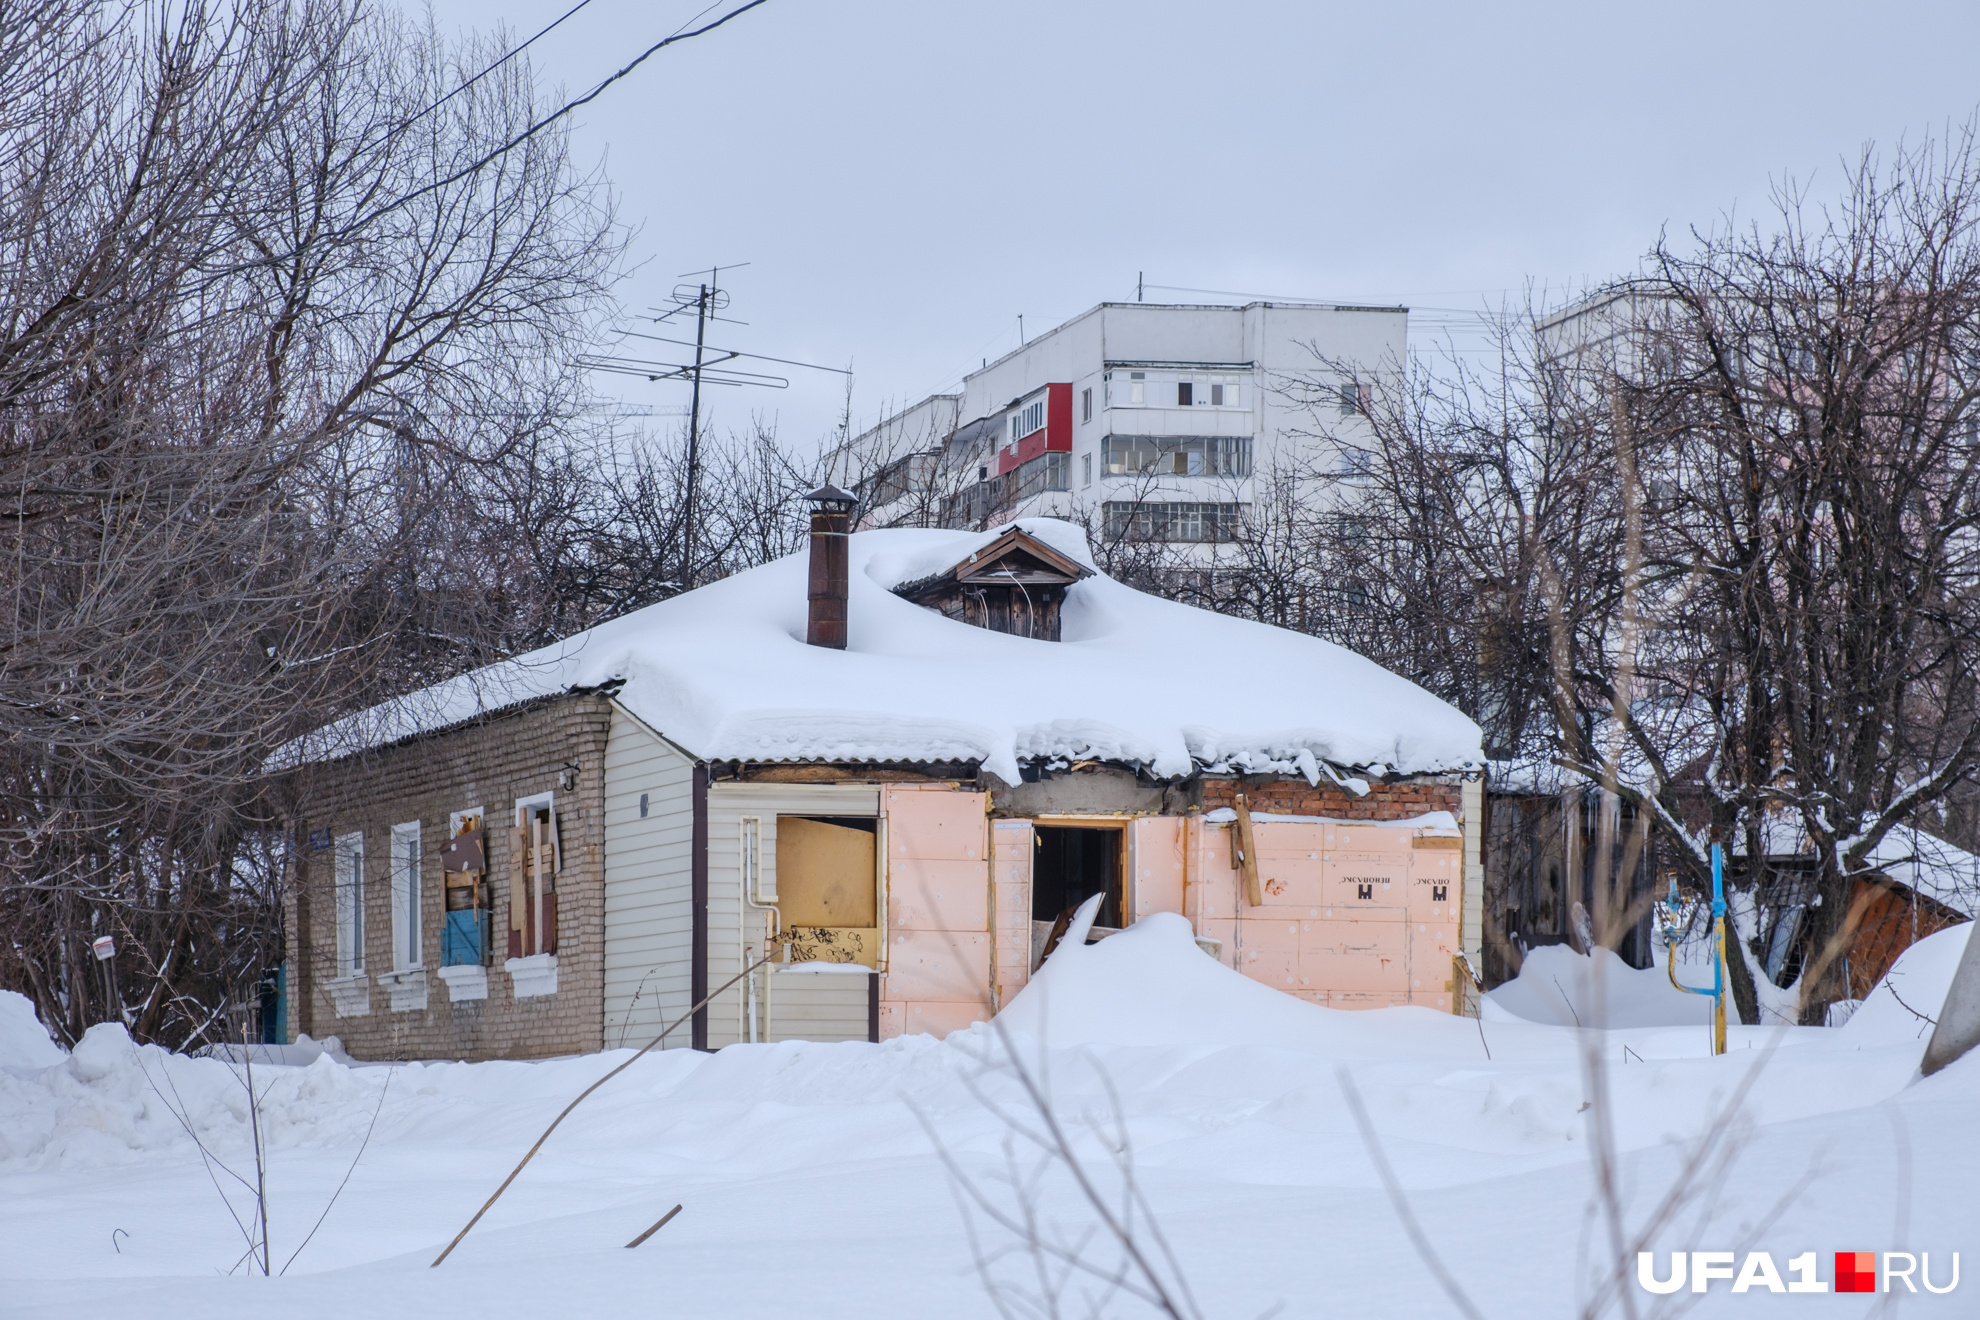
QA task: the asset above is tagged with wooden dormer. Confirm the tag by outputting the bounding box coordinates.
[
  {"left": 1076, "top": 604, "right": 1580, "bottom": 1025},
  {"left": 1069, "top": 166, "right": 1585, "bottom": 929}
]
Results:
[{"left": 892, "top": 527, "right": 1093, "bottom": 641}]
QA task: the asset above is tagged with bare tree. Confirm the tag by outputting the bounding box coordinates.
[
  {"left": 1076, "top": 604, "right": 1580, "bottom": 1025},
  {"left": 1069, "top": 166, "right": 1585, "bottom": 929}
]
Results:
[
  {"left": 0, "top": 1, "right": 621, "bottom": 1047},
  {"left": 1265, "top": 126, "right": 1980, "bottom": 1024}
]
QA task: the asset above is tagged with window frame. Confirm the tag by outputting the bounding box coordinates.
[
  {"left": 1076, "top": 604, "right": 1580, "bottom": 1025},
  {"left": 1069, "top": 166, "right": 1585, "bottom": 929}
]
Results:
[
  {"left": 1080, "top": 386, "right": 1092, "bottom": 424},
  {"left": 334, "top": 832, "right": 366, "bottom": 977},
  {"left": 1009, "top": 397, "right": 1046, "bottom": 444},
  {"left": 390, "top": 820, "right": 423, "bottom": 971}
]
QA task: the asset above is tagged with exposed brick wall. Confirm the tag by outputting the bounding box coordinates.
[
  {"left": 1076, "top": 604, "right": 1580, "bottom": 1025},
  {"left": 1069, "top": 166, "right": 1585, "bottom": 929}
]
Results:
[
  {"left": 282, "top": 695, "right": 612, "bottom": 1061},
  {"left": 1200, "top": 775, "right": 1463, "bottom": 821}
]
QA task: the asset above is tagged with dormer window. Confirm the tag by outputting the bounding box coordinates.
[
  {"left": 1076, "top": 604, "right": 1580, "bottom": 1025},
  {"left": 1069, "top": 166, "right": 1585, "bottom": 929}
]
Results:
[{"left": 891, "top": 527, "right": 1092, "bottom": 641}]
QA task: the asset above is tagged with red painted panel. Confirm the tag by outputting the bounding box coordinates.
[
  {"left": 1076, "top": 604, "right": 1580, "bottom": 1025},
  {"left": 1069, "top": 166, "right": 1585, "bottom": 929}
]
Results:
[
  {"left": 1046, "top": 382, "right": 1072, "bottom": 452},
  {"left": 1011, "top": 384, "right": 1073, "bottom": 466}
]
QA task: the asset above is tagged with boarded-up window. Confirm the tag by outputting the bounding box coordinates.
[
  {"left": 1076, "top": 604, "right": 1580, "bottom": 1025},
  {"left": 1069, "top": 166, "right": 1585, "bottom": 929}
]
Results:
[
  {"left": 441, "top": 815, "right": 486, "bottom": 967},
  {"left": 509, "top": 803, "right": 558, "bottom": 959},
  {"left": 777, "top": 816, "right": 877, "bottom": 965}
]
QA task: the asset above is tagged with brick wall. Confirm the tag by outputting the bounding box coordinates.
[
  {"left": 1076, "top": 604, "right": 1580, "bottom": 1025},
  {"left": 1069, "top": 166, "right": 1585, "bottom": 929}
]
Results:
[
  {"left": 1200, "top": 774, "right": 1463, "bottom": 821},
  {"left": 283, "top": 695, "right": 613, "bottom": 1061}
]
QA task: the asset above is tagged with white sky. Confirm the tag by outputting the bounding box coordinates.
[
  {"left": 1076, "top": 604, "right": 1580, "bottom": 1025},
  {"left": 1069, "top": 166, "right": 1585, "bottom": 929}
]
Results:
[{"left": 424, "top": 0, "right": 1980, "bottom": 453}]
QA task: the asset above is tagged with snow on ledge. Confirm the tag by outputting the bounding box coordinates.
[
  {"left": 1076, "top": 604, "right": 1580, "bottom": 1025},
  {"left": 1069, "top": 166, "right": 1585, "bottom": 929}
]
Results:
[{"left": 1201, "top": 808, "right": 1459, "bottom": 831}]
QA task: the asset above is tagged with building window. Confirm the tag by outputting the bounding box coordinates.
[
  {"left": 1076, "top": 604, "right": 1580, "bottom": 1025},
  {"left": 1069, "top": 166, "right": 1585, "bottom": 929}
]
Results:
[
  {"left": 334, "top": 832, "right": 365, "bottom": 976},
  {"left": 1081, "top": 387, "right": 1092, "bottom": 423},
  {"left": 1338, "top": 380, "right": 1369, "bottom": 416},
  {"left": 1106, "top": 370, "right": 1244, "bottom": 409},
  {"left": 1101, "top": 435, "right": 1252, "bottom": 477},
  {"left": 1015, "top": 450, "right": 1070, "bottom": 499},
  {"left": 390, "top": 821, "right": 422, "bottom": 971},
  {"left": 1009, "top": 398, "right": 1046, "bottom": 443},
  {"left": 1082, "top": 453, "right": 1092, "bottom": 487},
  {"left": 1102, "top": 500, "right": 1245, "bottom": 543},
  {"left": 946, "top": 453, "right": 1070, "bottom": 527}
]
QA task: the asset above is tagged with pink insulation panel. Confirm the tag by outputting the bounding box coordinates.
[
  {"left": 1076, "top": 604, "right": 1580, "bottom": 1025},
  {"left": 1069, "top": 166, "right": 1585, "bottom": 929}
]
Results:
[
  {"left": 1188, "top": 816, "right": 1464, "bottom": 1012},
  {"left": 879, "top": 786, "right": 992, "bottom": 1036}
]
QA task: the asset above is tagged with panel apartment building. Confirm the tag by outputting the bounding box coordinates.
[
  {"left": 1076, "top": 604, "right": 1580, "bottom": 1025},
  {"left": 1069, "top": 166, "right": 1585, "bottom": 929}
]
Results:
[{"left": 837, "top": 301, "right": 1407, "bottom": 549}]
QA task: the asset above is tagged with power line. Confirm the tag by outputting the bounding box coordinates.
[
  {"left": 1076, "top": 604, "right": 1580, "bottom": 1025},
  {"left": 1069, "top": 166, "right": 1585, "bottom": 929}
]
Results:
[
  {"left": 341, "top": 0, "right": 773, "bottom": 241},
  {"left": 410, "top": 0, "right": 600, "bottom": 126},
  {"left": 621, "top": 330, "right": 851, "bottom": 375}
]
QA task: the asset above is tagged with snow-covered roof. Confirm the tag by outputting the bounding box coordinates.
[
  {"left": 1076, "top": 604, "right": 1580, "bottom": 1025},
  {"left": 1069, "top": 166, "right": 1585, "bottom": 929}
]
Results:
[
  {"left": 288, "top": 519, "right": 1483, "bottom": 783},
  {"left": 1861, "top": 827, "right": 1980, "bottom": 919}
]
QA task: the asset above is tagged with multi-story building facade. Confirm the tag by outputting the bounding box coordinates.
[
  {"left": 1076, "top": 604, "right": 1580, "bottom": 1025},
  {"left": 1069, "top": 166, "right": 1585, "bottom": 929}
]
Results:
[{"left": 837, "top": 301, "right": 1408, "bottom": 549}]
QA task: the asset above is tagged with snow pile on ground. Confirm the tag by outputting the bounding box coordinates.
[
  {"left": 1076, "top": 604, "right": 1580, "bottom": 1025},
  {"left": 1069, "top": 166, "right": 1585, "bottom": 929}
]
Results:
[
  {"left": 4, "top": 918, "right": 1978, "bottom": 1318},
  {"left": 1841, "top": 920, "right": 1973, "bottom": 1044},
  {"left": 0, "top": 1022, "right": 390, "bottom": 1167},
  {"left": 0, "top": 990, "right": 63, "bottom": 1070},
  {"left": 1484, "top": 943, "right": 1713, "bottom": 1029},
  {"left": 998, "top": 905, "right": 1466, "bottom": 1053},
  {"left": 289, "top": 519, "right": 1482, "bottom": 782}
]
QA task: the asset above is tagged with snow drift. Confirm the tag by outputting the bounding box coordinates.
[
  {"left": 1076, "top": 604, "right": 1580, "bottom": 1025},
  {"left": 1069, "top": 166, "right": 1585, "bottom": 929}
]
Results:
[{"left": 1483, "top": 944, "right": 1714, "bottom": 1029}]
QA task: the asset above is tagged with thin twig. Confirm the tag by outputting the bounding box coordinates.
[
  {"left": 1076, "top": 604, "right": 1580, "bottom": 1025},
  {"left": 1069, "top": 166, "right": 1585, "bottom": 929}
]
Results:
[
  {"left": 280, "top": 1068, "right": 393, "bottom": 1276},
  {"left": 429, "top": 954, "right": 765, "bottom": 1267},
  {"left": 624, "top": 1204, "right": 681, "bottom": 1248}
]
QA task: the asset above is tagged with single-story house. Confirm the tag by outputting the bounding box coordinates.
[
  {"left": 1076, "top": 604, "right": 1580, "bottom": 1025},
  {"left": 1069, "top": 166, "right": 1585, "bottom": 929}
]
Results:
[{"left": 280, "top": 493, "right": 1486, "bottom": 1059}]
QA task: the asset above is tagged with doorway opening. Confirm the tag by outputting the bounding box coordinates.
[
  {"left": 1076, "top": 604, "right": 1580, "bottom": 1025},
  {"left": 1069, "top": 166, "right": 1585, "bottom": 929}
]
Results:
[{"left": 1031, "top": 824, "right": 1124, "bottom": 928}]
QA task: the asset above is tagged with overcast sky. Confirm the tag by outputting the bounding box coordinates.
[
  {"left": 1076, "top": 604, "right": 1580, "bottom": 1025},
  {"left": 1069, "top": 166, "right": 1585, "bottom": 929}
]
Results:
[{"left": 426, "top": 0, "right": 1980, "bottom": 451}]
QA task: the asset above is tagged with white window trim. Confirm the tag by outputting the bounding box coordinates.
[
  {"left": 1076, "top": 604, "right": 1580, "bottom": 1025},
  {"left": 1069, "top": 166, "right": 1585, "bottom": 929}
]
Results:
[
  {"left": 390, "top": 820, "right": 422, "bottom": 972},
  {"left": 507, "top": 792, "right": 561, "bottom": 979},
  {"left": 334, "top": 832, "right": 365, "bottom": 977},
  {"left": 514, "top": 791, "right": 559, "bottom": 871},
  {"left": 1009, "top": 396, "right": 1046, "bottom": 444}
]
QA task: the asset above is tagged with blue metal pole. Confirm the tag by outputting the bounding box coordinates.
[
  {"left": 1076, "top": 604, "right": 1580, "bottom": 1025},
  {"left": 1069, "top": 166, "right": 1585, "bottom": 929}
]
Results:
[{"left": 1710, "top": 842, "right": 1728, "bottom": 1054}]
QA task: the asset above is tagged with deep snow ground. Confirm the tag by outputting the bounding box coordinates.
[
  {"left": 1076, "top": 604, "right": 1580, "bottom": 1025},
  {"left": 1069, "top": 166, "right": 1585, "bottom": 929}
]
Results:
[{"left": 3, "top": 916, "right": 1975, "bottom": 1318}]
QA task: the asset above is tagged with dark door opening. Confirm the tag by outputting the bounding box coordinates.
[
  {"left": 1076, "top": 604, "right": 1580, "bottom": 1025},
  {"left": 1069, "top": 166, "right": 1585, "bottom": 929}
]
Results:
[{"left": 1031, "top": 825, "right": 1123, "bottom": 928}]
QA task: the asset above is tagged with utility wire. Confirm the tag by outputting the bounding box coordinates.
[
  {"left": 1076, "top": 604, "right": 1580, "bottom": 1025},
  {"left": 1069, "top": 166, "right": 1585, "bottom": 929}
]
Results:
[
  {"left": 338, "top": 0, "right": 772, "bottom": 242},
  {"left": 410, "top": 0, "right": 599, "bottom": 126}
]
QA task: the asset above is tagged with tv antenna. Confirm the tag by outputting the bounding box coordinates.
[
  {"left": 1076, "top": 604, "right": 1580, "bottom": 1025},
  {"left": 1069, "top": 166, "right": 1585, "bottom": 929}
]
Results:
[{"left": 582, "top": 263, "right": 852, "bottom": 589}]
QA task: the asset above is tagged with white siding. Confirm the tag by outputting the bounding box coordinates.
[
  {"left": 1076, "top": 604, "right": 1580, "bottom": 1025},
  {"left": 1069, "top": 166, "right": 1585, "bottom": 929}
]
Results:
[
  {"left": 1461, "top": 775, "right": 1486, "bottom": 1015},
  {"left": 602, "top": 708, "right": 697, "bottom": 1050},
  {"left": 706, "top": 782, "right": 880, "bottom": 1047}
]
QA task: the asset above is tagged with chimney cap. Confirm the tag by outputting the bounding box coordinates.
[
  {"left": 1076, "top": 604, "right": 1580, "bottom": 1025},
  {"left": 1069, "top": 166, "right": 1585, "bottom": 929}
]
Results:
[{"left": 804, "top": 483, "right": 857, "bottom": 509}]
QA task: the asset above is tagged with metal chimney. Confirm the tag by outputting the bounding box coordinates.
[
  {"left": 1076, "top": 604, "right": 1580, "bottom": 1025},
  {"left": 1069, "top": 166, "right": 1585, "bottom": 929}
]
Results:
[{"left": 804, "top": 484, "right": 856, "bottom": 648}]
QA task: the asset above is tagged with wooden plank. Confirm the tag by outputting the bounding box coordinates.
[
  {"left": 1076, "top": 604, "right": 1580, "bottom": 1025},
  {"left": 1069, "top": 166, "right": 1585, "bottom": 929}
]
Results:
[{"left": 1231, "top": 793, "right": 1263, "bottom": 908}]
